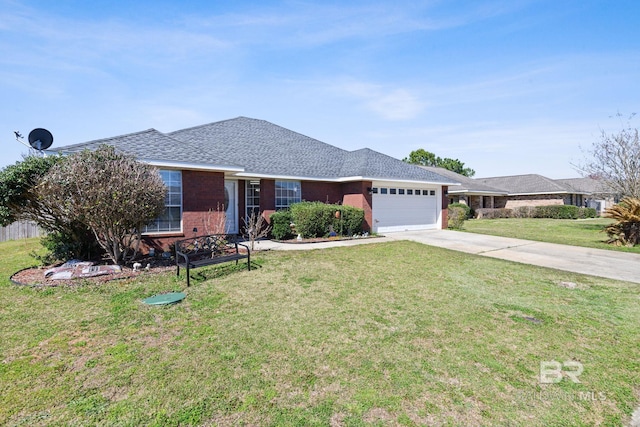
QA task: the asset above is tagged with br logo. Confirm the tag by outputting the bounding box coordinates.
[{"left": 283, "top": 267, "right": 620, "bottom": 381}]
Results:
[{"left": 540, "top": 360, "right": 584, "bottom": 384}]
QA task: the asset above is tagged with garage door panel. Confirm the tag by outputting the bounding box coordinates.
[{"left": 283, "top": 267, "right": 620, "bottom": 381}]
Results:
[{"left": 372, "top": 191, "right": 438, "bottom": 233}]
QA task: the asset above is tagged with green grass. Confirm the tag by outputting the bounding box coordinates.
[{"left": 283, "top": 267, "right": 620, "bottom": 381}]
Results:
[
  {"left": 1, "top": 238, "right": 639, "bottom": 426},
  {"left": 462, "top": 217, "right": 640, "bottom": 253}
]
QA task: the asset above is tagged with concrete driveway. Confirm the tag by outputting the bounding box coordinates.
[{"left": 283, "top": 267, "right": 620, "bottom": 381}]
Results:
[{"left": 386, "top": 230, "right": 640, "bottom": 284}]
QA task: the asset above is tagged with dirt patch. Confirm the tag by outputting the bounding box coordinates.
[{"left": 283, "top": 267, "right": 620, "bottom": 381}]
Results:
[{"left": 10, "top": 260, "right": 175, "bottom": 287}]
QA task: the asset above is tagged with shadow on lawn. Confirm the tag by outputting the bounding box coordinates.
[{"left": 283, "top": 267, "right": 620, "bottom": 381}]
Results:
[{"left": 184, "top": 260, "right": 262, "bottom": 286}]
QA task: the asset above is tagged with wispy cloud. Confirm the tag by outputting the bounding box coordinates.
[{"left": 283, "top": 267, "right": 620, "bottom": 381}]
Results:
[
  {"left": 334, "top": 80, "right": 425, "bottom": 120},
  {"left": 178, "top": 0, "right": 532, "bottom": 48}
]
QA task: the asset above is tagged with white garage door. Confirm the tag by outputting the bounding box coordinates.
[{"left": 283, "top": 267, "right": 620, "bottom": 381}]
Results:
[{"left": 372, "top": 186, "right": 438, "bottom": 233}]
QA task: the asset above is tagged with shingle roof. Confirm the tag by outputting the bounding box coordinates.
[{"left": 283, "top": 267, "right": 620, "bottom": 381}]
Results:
[
  {"left": 554, "top": 177, "right": 612, "bottom": 195},
  {"left": 52, "top": 116, "right": 456, "bottom": 184},
  {"left": 420, "top": 166, "right": 507, "bottom": 195},
  {"left": 49, "top": 128, "right": 240, "bottom": 169},
  {"left": 168, "top": 117, "right": 456, "bottom": 183},
  {"left": 476, "top": 174, "right": 586, "bottom": 195}
]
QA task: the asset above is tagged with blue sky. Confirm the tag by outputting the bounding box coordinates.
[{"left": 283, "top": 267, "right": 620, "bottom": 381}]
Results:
[{"left": 2, "top": 0, "right": 639, "bottom": 178}]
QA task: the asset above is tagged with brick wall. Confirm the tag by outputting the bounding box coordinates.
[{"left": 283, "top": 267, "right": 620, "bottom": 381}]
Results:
[
  {"left": 302, "top": 182, "right": 343, "bottom": 205},
  {"left": 341, "top": 181, "right": 372, "bottom": 232},
  {"left": 144, "top": 175, "right": 377, "bottom": 250},
  {"left": 441, "top": 186, "right": 449, "bottom": 229},
  {"left": 260, "top": 179, "right": 276, "bottom": 222}
]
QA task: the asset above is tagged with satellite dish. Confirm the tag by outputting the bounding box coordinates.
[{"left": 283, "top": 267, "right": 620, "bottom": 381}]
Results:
[{"left": 28, "top": 128, "right": 53, "bottom": 150}]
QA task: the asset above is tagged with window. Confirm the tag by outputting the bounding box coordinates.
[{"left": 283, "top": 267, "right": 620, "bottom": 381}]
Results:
[
  {"left": 380, "top": 188, "right": 388, "bottom": 194},
  {"left": 246, "top": 180, "right": 261, "bottom": 219},
  {"left": 372, "top": 187, "right": 379, "bottom": 194},
  {"left": 390, "top": 188, "right": 397, "bottom": 195},
  {"left": 407, "top": 189, "right": 413, "bottom": 195},
  {"left": 422, "top": 190, "right": 429, "bottom": 196},
  {"left": 430, "top": 190, "right": 436, "bottom": 196},
  {"left": 415, "top": 190, "right": 421, "bottom": 196},
  {"left": 144, "top": 170, "right": 182, "bottom": 233},
  {"left": 275, "top": 180, "right": 301, "bottom": 210},
  {"left": 398, "top": 189, "right": 405, "bottom": 195}
]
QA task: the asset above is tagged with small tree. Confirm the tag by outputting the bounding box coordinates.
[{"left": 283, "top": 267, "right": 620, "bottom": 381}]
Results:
[
  {"left": 38, "top": 145, "right": 166, "bottom": 265},
  {"left": 0, "top": 154, "right": 65, "bottom": 227},
  {"left": 0, "top": 154, "right": 99, "bottom": 261},
  {"left": 576, "top": 113, "right": 640, "bottom": 198}
]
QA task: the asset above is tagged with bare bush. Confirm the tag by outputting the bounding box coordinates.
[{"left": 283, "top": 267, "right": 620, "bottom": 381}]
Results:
[
  {"left": 242, "top": 210, "right": 272, "bottom": 250},
  {"left": 202, "top": 203, "right": 228, "bottom": 235},
  {"left": 38, "top": 145, "right": 166, "bottom": 265}
]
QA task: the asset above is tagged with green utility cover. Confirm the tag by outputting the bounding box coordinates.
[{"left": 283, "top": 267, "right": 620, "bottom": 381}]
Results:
[{"left": 143, "top": 292, "right": 186, "bottom": 305}]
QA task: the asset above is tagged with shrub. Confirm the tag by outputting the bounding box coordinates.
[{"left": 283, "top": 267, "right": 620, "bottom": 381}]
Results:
[
  {"left": 289, "top": 201, "right": 365, "bottom": 238},
  {"left": 603, "top": 197, "right": 640, "bottom": 246},
  {"left": 577, "top": 207, "right": 598, "bottom": 219},
  {"left": 533, "top": 205, "right": 577, "bottom": 219},
  {"left": 34, "top": 229, "right": 102, "bottom": 265},
  {"left": 290, "top": 201, "right": 335, "bottom": 238},
  {"left": 512, "top": 206, "right": 536, "bottom": 218},
  {"left": 447, "top": 206, "right": 466, "bottom": 229},
  {"left": 475, "top": 208, "right": 513, "bottom": 219},
  {"left": 269, "top": 210, "right": 294, "bottom": 240},
  {"left": 270, "top": 202, "right": 365, "bottom": 239},
  {"left": 335, "top": 205, "right": 365, "bottom": 236},
  {"left": 448, "top": 203, "right": 472, "bottom": 219},
  {"left": 478, "top": 205, "right": 598, "bottom": 220}
]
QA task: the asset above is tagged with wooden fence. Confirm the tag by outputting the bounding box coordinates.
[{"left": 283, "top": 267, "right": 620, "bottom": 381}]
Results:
[{"left": 0, "top": 221, "right": 43, "bottom": 242}]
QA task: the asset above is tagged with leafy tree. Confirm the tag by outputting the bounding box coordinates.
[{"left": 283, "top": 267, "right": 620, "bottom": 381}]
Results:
[
  {"left": 403, "top": 149, "right": 475, "bottom": 177},
  {"left": 402, "top": 148, "right": 437, "bottom": 167},
  {"left": 0, "top": 154, "right": 63, "bottom": 227},
  {"left": 0, "top": 154, "right": 98, "bottom": 261},
  {"left": 576, "top": 113, "right": 640, "bottom": 198},
  {"left": 37, "top": 145, "right": 166, "bottom": 265}
]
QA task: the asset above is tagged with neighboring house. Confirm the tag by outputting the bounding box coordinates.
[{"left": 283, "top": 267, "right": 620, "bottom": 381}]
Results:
[
  {"left": 420, "top": 167, "right": 508, "bottom": 210},
  {"left": 421, "top": 169, "right": 614, "bottom": 215},
  {"left": 476, "top": 174, "right": 590, "bottom": 209},
  {"left": 49, "top": 117, "right": 458, "bottom": 250},
  {"left": 554, "top": 177, "right": 617, "bottom": 214}
]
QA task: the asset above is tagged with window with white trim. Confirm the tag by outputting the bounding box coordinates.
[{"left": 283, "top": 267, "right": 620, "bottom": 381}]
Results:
[
  {"left": 275, "top": 180, "right": 301, "bottom": 210},
  {"left": 144, "top": 170, "right": 182, "bottom": 233},
  {"left": 246, "top": 180, "right": 261, "bottom": 219}
]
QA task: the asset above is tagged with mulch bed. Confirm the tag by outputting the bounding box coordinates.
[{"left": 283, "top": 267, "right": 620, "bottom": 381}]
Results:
[{"left": 10, "top": 259, "right": 175, "bottom": 287}]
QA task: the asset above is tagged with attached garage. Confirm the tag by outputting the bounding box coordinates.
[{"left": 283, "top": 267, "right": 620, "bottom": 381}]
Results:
[{"left": 372, "top": 182, "right": 442, "bottom": 233}]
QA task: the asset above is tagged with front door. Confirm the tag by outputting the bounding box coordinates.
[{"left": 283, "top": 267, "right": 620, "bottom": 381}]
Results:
[{"left": 224, "top": 181, "right": 238, "bottom": 234}]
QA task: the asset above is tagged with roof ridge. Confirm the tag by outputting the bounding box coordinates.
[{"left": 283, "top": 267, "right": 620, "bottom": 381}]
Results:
[
  {"left": 53, "top": 128, "right": 163, "bottom": 150},
  {"left": 167, "top": 116, "right": 250, "bottom": 135}
]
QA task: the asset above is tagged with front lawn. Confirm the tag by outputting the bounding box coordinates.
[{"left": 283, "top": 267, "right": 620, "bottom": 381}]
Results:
[
  {"left": 1, "top": 238, "right": 638, "bottom": 426},
  {"left": 463, "top": 217, "right": 640, "bottom": 253}
]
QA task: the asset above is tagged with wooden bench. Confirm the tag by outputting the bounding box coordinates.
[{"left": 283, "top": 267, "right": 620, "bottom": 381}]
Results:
[{"left": 175, "top": 234, "right": 250, "bottom": 286}]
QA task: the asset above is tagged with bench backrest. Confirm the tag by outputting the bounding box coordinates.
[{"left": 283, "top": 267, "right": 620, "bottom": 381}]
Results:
[{"left": 175, "top": 234, "right": 239, "bottom": 257}]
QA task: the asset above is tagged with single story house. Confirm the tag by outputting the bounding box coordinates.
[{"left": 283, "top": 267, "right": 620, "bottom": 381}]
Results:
[
  {"left": 420, "top": 166, "right": 508, "bottom": 210},
  {"left": 477, "top": 174, "right": 595, "bottom": 211},
  {"left": 554, "top": 177, "right": 617, "bottom": 214},
  {"left": 49, "top": 117, "right": 459, "bottom": 250},
  {"left": 422, "top": 168, "right": 614, "bottom": 215}
]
